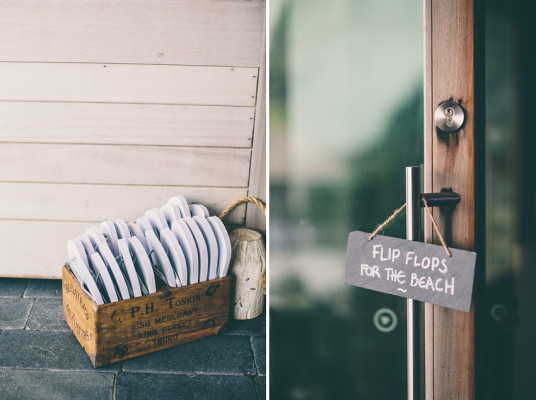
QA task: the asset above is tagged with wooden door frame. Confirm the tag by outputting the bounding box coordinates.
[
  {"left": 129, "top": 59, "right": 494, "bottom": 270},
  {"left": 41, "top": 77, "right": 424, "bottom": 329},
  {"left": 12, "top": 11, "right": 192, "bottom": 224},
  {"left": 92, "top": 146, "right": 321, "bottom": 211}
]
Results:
[{"left": 423, "top": 0, "right": 485, "bottom": 398}]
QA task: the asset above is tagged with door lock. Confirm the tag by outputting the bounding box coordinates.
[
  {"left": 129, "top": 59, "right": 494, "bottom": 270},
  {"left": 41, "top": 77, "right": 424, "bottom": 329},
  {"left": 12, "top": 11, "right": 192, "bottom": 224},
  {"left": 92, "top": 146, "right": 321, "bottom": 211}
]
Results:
[{"left": 434, "top": 101, "right": 465, "bottom": 132}]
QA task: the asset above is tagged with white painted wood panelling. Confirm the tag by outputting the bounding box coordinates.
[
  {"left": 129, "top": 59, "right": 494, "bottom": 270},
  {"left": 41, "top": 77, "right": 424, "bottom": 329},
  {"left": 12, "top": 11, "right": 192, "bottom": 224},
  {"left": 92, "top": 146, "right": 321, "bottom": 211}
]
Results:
[
  {"left": 0, "top": 103, "right": 254, "bottom": 147},
  {"left": 0, "top": 0, "right": 265, "bottom": 67},
  {"left": 0, "top": 220, "right": 96, "bottom": 279},
  {"left": 0, "top": 0, "right": 265, "bottom": 278},
  {"left": 0, "top": 183, "right": 247, "bottom": 225},
  {"left": 0, "top": 63, "right": 258, "bottom": 106},
  {"left": 246, "top": 17, "right": 267, "bottom": 232},
  {"left": 0, "top": 144, "right": 251, "bottom": 187}
]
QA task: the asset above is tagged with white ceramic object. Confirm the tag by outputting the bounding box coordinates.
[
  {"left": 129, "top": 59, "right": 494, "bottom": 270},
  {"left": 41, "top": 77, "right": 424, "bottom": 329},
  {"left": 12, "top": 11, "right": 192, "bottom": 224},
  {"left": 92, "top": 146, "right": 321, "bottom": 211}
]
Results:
[
  {"left": 97, "top": 242, "right": 131, "bottom": 300},
  {"left": 160, "top": 204, "right": 180, "bottom": 227},
  {"left": 128, "top": 237, "right": 156, "bottom": 294},
  {"left": 183, "top": 217, "right": 209, "bottom": 283},
  {"left": 193, "top": 216, "right": 219, "bottom": 281},
  {"left": 207, "top": 216, "right": 232, "bottom": 278},
  {"left": 69, "top": 257, "right": 104, "bottom": 305},
  {"left": 167, "top": 196, "right": 190, "bottom": 218},
  {"left": 145, "top": 229, "right": 177, "bottom": 287},
  {"left": 127, "top": 221, "right": 150, "bottom": 253},
  {"left": 189, "top": 204, "right": 210, "bottom": 219},
  {"left": 160, "top": 228, "right": 188, "bottom": 286},
  {"left": 114, "top": 219, "right": 131, "bottom": 239},
  {"left": 90, "top": 252, "right": 119, "bottom": 303},
  {"left": 117, "top": 238, "right": 142, "bottom": 297},
  {"left": 171, "top": 219, "right": 199, "bottom": 285},
  {"left": 100, "top": 220, "right": 120, "bottom": 257}
]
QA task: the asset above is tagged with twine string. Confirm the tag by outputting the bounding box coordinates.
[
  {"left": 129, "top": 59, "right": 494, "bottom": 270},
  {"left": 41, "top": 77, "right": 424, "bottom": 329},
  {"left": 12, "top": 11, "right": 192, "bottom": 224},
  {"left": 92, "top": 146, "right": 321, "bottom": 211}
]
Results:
[
  {"left": 219, "top": 196, "right": 266, "bottom": 220},
  {"left": 367, "top": 198, "right": 452, "bottom": 257},
  {"left": 367, "top": 203, "right": 407, "bottom": 241},
  {"left": 421, "top": 196, "right": 452, "bottom": 257}
]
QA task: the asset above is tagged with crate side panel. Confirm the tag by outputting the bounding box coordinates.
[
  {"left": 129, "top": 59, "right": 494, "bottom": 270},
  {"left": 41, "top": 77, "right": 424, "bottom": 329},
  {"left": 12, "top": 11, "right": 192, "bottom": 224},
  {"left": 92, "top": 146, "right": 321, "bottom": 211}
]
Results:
[
  {"left": 62, "top": 266, "right": 98, "bottom": 364},
  {"left": 94, "top": 277, "right": 230, "bottom": 365}
]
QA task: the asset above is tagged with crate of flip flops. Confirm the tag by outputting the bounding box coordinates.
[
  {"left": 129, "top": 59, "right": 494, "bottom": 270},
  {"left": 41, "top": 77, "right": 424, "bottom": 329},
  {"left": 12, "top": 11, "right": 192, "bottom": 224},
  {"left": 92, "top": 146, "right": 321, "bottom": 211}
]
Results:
[{"left": 62, "top": 196, "right": 233, "bottom": 367}]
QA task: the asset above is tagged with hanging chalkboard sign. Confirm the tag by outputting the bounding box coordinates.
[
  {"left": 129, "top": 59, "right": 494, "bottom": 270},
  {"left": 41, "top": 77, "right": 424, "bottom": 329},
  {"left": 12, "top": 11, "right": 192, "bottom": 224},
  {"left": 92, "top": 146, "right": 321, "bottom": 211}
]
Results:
[{"left": 345, "top": 231, "right": 477, "bottom": 312}]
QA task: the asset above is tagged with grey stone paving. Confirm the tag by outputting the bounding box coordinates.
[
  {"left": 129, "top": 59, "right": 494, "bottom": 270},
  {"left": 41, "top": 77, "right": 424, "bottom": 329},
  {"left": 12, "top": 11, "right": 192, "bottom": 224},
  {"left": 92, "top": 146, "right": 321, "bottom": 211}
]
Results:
[
  {"left": 24, "top": 279, "right": 62, "bottom": 298},
  {"left": 27, "top": 298, "right": 70, "bottom": 331},
  {"left": 122, "top": 335, "right": 256, "bottom": 375},
  {"left": 0, "top": 278, "right": 27, "bottom": 298},
  {"left": 251, "top": 336, "right": 266, "bottom": 376},
  {"left": 0, "top": 370, "right": 114, "bottom": 400},
  {"left": 115, "top": 373, "right": 257, "bottom": 400},
  {"left": 0, "top": 298, "right": 33, "bottom": 329},
  {"left": 0, "top": 278, "right": 266, "bottom": 399}
]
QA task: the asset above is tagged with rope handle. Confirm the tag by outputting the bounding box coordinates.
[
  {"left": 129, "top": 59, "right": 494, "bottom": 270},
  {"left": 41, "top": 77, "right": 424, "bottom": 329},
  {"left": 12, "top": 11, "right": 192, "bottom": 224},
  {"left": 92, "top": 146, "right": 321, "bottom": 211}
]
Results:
[
  {"left": 220, "top": 196, "right": 266, "bottom": 295},
  {"left": 219, "top": 196, "right": 266, "bottom": 220}
]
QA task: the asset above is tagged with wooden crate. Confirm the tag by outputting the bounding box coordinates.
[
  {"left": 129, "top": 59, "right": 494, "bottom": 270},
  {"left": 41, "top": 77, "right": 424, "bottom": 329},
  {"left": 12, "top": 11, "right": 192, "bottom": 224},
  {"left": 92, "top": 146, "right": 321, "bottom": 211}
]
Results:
[{"left": 62, "top": 265, "right": 231, "bottom": 367}]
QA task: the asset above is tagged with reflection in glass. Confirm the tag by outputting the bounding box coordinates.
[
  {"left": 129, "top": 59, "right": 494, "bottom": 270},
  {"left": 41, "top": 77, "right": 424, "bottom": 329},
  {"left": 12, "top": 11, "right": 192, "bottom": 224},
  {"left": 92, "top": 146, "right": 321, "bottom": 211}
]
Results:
[{"left": 270, "top": 1, "right": 423, "bottom": 398}]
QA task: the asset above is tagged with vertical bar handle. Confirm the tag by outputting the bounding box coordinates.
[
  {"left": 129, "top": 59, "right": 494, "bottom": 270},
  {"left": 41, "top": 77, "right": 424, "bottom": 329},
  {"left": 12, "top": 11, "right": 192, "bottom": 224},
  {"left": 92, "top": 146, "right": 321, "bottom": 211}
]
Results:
[{"left": 406, "top": 166, "right": 421, "bottom": 400}]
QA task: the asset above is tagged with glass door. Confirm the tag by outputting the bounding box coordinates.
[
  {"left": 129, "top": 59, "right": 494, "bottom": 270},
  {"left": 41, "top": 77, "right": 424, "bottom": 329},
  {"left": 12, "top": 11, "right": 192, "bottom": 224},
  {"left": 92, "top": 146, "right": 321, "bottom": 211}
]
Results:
[{"left": 270, "top": 1, "right": 423, "bottom": 398}]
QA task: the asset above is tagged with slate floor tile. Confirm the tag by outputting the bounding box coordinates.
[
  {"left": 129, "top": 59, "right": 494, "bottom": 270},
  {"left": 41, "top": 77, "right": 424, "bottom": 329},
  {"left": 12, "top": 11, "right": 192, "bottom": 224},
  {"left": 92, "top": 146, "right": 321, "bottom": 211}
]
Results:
[
  {"left": 225, "top": 313, "right": 266, "bottom": 337},
  {"left": 255, "top": 376, "right": 266, "bottom": 400},
  {"left": 24, "top": 279, "right": 62, "bottom": 298},
  {"left": 251, "top": 336, "right": 266, "bottom": 376},
  {"left": 0, "top": 278, "right": 28, "bottom": 297},
  {"left": 0, "top": 369, "right": 114, "bottom": 400},
  {"left": 0, "top": 330, "right": 118, "bottom": 371},
  {"left": 115, "top": 372, "right": 257, "bottom": 400},
  {"left": 0, "top": 298, "right": 33, "bottom": 329},
  {"left": 122, "top": 335, "right": 255, "bottom": 375},
  {"left": 27, "top": 298, "right": 69, "bottom": 331}
]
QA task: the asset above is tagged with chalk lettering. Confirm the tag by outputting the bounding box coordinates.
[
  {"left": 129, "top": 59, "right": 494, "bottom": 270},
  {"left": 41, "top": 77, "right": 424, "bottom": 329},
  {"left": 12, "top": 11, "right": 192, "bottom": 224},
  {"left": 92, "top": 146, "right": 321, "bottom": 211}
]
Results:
[
  {"left": 372, "top": 245, "right": 401, "bottom": 263},
  {"left": 444, "top": 277, "right": 455, "bottom": 295},
  {"left": 345, "top": 231, "right": 476, "bottom": 311},
  {"left": 360, "top": 263, "right": 381, "bottom": 278},
  {"left": 440, "top": 258, "right": 448, "bottom": 274},
  {"left": 384, "top": 268, "right": 406, "bottom": 284},
  {"left": 410, "top": 273, "right": 455, "bottom": 295},
  {"left": 392, "top": 249, "right": 401, "bottom": 262}
]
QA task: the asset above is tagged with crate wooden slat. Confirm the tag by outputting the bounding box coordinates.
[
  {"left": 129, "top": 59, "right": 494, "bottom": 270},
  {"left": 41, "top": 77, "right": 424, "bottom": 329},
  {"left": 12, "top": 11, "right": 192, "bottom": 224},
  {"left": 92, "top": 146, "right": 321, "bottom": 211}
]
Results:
[{"left": 62, "top": 265, "right": 231, "bottom": 367}]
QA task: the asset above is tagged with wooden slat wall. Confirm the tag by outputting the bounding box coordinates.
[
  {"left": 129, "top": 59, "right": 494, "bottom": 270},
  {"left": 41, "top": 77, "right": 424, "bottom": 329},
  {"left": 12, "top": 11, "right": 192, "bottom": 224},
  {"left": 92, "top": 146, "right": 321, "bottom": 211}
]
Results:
[
  {"left": 0, "top": 103, "right": 254, "bottom": 147},
  {"left": 0, "top": 144, "right": 251, "bottom": 187},
  {"left": 0, "top": 0, "right": 264, "bottom": 67},
  {"left": 0, "top": 0, "right": 265, "bottom": 279},
  {"left": 0, "top": 63, "right": 258, "bottom": 106},
  {"left": 0, "top": 183, "right": 248, "bottom": 225}
]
